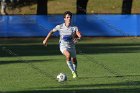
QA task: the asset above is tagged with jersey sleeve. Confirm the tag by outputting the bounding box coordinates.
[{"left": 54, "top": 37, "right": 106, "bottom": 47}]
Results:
[
  {"left": 52, "top": 25, "right": 60, "bottom": 32},
  {"left": 74, "top": 26, "right": 79, "bottom": 32}
]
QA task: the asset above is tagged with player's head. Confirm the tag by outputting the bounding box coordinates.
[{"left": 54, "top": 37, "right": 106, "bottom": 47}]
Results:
[
  {"left": 64, "top": 11, "right": 72, "bottom": 18},
  {"left": 64, "top": 11, "right": 72, "bottom": 24}
]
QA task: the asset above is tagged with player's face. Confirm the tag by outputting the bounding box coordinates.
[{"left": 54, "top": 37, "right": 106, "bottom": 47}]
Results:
[{"left": 64, "top": 14, "right": 71, "bottom": 24}]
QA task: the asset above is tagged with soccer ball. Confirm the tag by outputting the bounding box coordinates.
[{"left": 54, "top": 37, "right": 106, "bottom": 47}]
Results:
[{"left": 56, "top": 73, "right": 67, "bottom": 82}]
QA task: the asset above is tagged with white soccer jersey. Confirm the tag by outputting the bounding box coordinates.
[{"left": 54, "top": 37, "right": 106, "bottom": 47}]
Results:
[{"left": 52, "top": 23, "right": 79, "bottom": 48}]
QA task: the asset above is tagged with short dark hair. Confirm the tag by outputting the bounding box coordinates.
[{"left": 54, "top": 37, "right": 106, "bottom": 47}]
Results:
[{"left": 64, "top": 11, "right": 72, "bottom": 18}]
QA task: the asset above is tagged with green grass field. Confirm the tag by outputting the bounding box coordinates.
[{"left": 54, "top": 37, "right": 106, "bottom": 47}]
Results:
[{"left": 0, "top": 37, "right": 140, "bottom": 93}]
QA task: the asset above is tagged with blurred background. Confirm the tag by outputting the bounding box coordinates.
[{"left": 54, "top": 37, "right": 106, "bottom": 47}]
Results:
[{"left": 0, "top": 0, "right": 139, "bottom": 15}]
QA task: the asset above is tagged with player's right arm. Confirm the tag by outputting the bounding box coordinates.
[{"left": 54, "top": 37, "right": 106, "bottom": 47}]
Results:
[
  {"left": 43, "top": 30, "right": 54, "bottom": 46},
  {"left": 43, "top": 25, "right": 60, "bottom": 46}
]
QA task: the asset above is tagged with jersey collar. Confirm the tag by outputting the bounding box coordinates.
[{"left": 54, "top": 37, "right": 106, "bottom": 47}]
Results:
[{"left": 63, "top": 23, "right": 71, "bottom": 29}]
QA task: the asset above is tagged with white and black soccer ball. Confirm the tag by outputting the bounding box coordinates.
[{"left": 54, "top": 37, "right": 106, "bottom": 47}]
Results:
[{"left": 57, "top": 73, "right": 67, "bottom": 82}]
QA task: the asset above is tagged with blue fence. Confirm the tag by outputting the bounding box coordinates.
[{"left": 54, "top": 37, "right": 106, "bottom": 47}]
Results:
[{"left": 0, "top": 15, "right": 139, "bottom": 37}]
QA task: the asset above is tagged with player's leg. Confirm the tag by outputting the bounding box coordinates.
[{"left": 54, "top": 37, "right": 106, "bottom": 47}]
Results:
[
  {"left": 60, "top": 46, "right": 77, "bottom": 78},
  {"left": 69, "top": 48, "right": 78, "bottom": 78},
  {"left": 69, "top": 47, "right": 77, "bottom": 72},
  {"left": 71, "top": 57, "right": 78, "bottom": 78},
  {"left": 60, "top": 48, "right": 75, "bottom": 74},
  {"left": 71, "top": 57, "right": 77, "bottom": 72}
]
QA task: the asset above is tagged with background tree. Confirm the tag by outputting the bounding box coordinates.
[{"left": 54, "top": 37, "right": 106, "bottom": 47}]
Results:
[
  {"left": 37, "top": 0, "right": 48, "bottom": 15},
  {"left": 122, "top": 0, "right": 133, "bottom": 14},
  {"left": 0, "top": 0, "right": 48, "bottom": 15},
  {"left": 76, "top": 0, "right": 88, "bottom": 14}
]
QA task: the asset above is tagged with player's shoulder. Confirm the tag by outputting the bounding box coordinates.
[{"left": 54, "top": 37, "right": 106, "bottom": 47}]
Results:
[
  {"left": 55, "top": 23, "right": 64, "bottom": 29},
  {"left": 71, "top": 25, "right": 78, "bottom": 31}
]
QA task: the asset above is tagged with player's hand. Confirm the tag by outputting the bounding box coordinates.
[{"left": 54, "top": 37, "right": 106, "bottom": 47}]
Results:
[
  {"left": 43, "top": 40, "right": 47, "bottom": 46},
  {"left": 73, "top": 38, "right": 78, "bottom": 44}
]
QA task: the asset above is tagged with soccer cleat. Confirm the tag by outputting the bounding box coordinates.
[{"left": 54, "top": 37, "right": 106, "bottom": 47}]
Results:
[{"left": 72, "top": 72, "right": 77, "bottom": 78}]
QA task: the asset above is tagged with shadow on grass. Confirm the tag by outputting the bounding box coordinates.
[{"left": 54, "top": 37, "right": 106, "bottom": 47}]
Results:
[
  {"left": 0, "top": 59, "right": 50, "bottom": 65},
  {"left": 1, "top": 43, "right": 140, "bottom": 57},
  {"left": 4, "top": 88, "right": 140, "bottom": 93},
  {"left": 49, "top": 81, "right": 140, "bottom": 89},
  {"left": 4, "top": 80, "right": 140, "bottom": 93}
]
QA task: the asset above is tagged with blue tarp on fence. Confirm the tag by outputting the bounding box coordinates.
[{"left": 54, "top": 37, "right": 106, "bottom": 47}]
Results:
[{"left": 0, "top": 15, "right": 139, "bottom": 37}]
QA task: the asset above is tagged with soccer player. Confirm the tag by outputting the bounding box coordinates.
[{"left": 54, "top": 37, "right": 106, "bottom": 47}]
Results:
[{"left": 43, "top": 11, "right": 82, "bottom": 78}]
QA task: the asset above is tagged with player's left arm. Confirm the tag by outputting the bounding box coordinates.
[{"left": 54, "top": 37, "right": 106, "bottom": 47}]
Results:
[
  {"left": 73, "top": 30, "right": 82, "bottom": 44},
  {"left": 76, "top": 30, "right": 82, "bottom": 40}
]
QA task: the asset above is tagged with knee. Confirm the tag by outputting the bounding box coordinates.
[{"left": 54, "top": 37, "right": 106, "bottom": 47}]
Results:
[
  {"left": 66, "top": 54, "right": 71, "bottom": 60},
  {"left": 63, "top": 50, "right": 71, "bottom": 61},
  {"left": 72, "top": 58, "right": 77, "bottom": 62}
]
